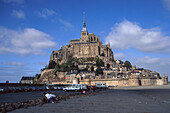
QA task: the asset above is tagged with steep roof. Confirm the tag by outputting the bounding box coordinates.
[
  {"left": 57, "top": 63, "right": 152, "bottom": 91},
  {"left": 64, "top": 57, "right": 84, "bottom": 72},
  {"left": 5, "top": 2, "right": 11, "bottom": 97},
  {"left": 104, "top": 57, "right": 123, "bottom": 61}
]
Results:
[
  {"left": 72, "top": 41, "right": 97, "bottom": 45},
  {"left": 70, "top": 39, "right": 80, "bottom": 41},
  {"left": 21, "top": 77, "right": 34, "bottom": 80}
]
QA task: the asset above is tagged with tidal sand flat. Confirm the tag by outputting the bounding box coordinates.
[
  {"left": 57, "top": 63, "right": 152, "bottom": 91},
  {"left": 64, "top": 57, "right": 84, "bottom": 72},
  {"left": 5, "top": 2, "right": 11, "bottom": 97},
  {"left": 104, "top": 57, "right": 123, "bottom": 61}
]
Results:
[
  {"left": 0, "top": 91, "right": 81, "bottom": 104},
  {"left": 10, "top": 85, "right": 170, "bottom": 113}
]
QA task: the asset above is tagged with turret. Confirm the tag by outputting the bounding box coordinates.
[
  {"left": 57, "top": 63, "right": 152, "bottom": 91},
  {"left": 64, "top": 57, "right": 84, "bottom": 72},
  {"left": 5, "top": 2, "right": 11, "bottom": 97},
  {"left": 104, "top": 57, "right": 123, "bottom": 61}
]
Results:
[{"left": 108, "top": 42, "right": 110, "bottom": 48}]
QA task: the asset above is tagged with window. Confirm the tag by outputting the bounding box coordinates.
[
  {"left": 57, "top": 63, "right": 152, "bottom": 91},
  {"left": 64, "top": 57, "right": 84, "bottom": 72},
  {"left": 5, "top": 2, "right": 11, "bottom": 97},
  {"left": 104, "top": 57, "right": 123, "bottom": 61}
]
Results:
[{"left": 82, "top": 33, "right": 86, "bottom": 35}]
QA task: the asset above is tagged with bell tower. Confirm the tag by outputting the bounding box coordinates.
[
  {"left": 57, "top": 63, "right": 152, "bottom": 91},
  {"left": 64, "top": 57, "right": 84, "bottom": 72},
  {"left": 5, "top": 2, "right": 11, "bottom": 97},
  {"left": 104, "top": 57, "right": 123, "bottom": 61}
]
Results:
[{"left": 81, "top": 12, "right": 88, "bottom": 42}]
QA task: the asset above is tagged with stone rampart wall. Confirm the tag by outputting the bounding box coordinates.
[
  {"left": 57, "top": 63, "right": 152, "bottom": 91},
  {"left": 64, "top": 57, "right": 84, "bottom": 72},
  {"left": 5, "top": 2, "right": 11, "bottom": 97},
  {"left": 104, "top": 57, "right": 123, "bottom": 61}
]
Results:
[
  {"left": 140, "top": 76, "right": 168, "bottom": 86},
  {"left": 140, "top": 78, "right": 156, "bottom": 86},
  {"left": 79, "top": 78, "right": 139, "bottom": 86},
  {"left": 79, "top": 76, "right": 168, "bottom": 86}
]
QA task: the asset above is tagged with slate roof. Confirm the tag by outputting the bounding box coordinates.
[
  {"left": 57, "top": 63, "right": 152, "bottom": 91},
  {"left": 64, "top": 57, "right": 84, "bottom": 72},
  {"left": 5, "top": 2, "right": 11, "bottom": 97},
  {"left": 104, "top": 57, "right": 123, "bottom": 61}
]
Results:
[
  {"left": 21, "top": 77, "right": 34, "bottom": 80},
  {"left": 72, "top": 42, "right": 97, "bottom": 45}
]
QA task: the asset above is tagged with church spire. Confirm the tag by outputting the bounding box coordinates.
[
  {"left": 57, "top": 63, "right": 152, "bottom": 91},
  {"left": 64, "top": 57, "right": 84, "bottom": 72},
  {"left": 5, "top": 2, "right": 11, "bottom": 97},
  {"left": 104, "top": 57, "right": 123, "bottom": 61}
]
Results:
[
  {"left": 83, "top": 12, "right": 86, "bottom": 27},
  {"left": 82, "top": 12, "right": 87, "bottom": 32}
]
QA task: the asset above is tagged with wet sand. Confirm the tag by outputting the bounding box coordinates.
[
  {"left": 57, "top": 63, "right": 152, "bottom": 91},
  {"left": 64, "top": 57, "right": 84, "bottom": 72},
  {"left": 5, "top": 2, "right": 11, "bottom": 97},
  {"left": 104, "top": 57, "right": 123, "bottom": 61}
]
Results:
[
  {"left": 0, "top": 91, "right": 80, "bottom": 104},
  {"left": 10, "top": 85, "right": 170, "bottom": 113}
]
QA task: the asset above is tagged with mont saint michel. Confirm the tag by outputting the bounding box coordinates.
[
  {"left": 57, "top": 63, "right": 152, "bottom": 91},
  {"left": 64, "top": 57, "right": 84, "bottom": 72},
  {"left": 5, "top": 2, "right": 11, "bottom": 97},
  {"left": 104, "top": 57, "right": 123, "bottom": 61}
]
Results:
[
  {"left": 1, "top": 1, "right": 170, "bottom": 113},
  {"left": 34, "top": 15, "right": 168, "bottom": 86}
]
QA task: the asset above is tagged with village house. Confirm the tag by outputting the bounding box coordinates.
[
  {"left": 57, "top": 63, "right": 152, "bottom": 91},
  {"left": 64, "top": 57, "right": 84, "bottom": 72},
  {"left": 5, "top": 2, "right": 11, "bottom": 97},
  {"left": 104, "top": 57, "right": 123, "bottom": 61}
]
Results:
[{"left": 20, "top": 77, "right": 34, "bottom": 84}]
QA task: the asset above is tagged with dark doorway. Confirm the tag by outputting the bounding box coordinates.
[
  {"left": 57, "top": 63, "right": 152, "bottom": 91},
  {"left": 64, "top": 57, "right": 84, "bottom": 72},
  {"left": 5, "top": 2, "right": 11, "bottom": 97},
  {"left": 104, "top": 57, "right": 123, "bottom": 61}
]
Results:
[
  {"left": 77, "top": 78, "right": 80, "bottom": 84},
  {"left": 139, "top": 80, "right": 142, "bottom": 85}
]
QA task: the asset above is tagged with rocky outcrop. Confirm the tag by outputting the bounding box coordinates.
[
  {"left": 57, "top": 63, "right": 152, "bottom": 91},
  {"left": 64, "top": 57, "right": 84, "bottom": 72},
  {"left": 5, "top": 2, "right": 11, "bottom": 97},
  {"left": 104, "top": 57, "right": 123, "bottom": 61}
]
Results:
[{"left": 37, "top": 69, "right": 56, "bottom": 84}]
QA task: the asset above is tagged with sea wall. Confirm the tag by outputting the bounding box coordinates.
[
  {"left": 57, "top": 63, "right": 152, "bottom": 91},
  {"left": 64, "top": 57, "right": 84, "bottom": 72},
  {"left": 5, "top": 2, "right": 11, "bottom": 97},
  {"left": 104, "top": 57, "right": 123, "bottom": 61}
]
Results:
[
  {"left": 140, "top": 78, "right": 157, "bottom": 86},
  {"left": 79, "top": 78, "right": 139, "bottom": 86},
  {"left": 140, "top": 76, "right": 168, "bottom": 86},
  {"left": 79, "top": 76, "right": 168, "bottom": 86}
]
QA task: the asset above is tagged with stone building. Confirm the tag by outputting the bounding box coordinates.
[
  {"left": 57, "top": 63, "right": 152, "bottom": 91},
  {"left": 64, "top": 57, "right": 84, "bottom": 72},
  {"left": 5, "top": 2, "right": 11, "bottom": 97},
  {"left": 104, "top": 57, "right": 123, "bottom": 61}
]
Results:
[
  {"left": 20, "top": 77, "right": 34, "bottom": 84},
  {"left": 65, "top": 72, "right": 77, "bottom": 83},
  {"left": 50, "top": 16, "right": 113, "bottom": 65}
]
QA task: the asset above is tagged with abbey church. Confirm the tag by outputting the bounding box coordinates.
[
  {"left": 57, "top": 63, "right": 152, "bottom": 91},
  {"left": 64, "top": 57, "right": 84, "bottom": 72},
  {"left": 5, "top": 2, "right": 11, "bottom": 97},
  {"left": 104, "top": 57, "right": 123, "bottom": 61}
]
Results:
[{"left": 50, "top": 16, "right": 113, "bottom": 66}]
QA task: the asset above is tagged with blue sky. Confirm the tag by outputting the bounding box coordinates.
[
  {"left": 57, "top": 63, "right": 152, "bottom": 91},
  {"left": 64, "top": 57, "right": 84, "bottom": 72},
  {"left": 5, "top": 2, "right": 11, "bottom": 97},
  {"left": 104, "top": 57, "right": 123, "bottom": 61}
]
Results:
[{"left": 0, "top": 0, "right": 170, "bottom": 82}]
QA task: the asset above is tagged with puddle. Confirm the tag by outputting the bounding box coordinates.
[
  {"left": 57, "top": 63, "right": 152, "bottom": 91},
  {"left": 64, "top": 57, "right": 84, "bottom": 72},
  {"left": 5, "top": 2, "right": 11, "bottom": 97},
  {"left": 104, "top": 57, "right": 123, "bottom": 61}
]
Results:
[{"left": 163, "top": 101, "right": 170, "bottom": 104}]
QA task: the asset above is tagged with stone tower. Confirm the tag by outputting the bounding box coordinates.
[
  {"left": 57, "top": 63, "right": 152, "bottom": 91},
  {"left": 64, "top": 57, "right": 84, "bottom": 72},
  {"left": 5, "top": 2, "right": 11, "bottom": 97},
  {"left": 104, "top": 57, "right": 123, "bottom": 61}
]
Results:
[{"left": 81, "top": 12, "right": 88, "bottom": 42}]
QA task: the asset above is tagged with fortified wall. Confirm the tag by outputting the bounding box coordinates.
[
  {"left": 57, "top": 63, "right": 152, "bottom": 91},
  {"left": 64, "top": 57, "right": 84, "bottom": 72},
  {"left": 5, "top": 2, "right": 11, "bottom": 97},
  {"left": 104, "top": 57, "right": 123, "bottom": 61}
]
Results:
[
  {"left": 79, "top": 76, "right": 168, "bottom": 87},
  {"left": 50, "top": 74, "right": 168, "bottom": 87}
]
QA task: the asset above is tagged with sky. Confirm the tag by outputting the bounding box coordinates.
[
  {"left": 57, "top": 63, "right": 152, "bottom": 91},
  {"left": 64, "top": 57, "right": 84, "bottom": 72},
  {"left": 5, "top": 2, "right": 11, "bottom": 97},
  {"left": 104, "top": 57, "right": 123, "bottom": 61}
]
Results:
[{"left": 0, "top": 0, "right": 170, "bottom": 82}]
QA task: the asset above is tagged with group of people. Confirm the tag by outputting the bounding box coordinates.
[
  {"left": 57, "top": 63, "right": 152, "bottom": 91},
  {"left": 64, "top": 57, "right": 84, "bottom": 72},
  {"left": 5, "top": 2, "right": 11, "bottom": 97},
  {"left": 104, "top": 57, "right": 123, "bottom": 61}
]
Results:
[{"left": 43, "top": 91, "right": 56, "bottom": 103}]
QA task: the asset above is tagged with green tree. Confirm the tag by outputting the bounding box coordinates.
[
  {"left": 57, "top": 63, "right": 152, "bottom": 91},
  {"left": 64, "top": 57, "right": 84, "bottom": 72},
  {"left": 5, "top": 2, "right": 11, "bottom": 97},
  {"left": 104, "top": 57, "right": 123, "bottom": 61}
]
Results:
[
  {"left": 67, "top": 58, "right": 74, "bottom": 67},
  {"left": 96, "top": 66, "right": 103, "bottom": 75},
  {"left": 91, "top": 65, "right": 94, "bottom": 71},
  {"left": 94, "top": 56, "right": 99, "bottom": 61},
  {"left": 60, "top": 67, "right": 67, "bottom": 72},
  {"left": 124, "top": 60, "right": 132, "bottom": 70},
  {"left": 60, "top": 63, "right": 68, "bottom": 72},
  {"left": 73, "top": 65, "right": 78, "bottom": 70},
  {"left": 106, "top": 63, "right": 110, "bottom": 68},
  {"left": 119, "top": 60, "right": 124, "bottom": 64},
  {"left": 55, "top": 64, "right": 60, "bottom": 72},
  {"left": 96, "top": 59, "right": 104, "bottom": 67},
  {"left": 48, "top": 61, "right": 56, "bottom": 69},
  {"left": 100, "top": 53, "right": 105, "bottom": 56},
  {"left": 35, "top": 73, "right": 41, "bottom": 79},
  {"left": 100, "top": 60, "right": 104, "bottom": 66}
]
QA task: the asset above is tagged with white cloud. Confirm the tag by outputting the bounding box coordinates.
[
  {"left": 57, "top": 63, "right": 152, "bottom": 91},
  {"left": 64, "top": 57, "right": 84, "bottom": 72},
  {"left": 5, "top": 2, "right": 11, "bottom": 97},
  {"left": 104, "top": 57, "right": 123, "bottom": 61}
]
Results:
[
  {"left": 2, "top": 61, "right": 25, "bottom": 66},
  {"left": 0, "top": 26, "right": 57, "bottom": 55},
  {"left": 135, "top": 56, "right": 170, "bottom": 68},
  {"left": 135, "top": 56, "right": 160, "bottom": 66},
  {"left": 11, "top": 10, "right": 25, "bottom": 19},
  {"left": 59, "top": 19, "right": 73, "bottom": 29},
  {"left": 38, "top": 8, "right": 56, "bottom": 19},
  {"left": 0, "top": 66, "right": 39, "bottom": 82},
  {"left": 2, "top": 0, "right": 24, "bottom": 4},
  {"left": 105, "top": 20, "right": 170, "bottom": 54},
  {"left": 115, "top": 53, "right": 125, "bottom": 60},
  {"left": 162, "top": 0, "right": 170, "bottom": 11}
]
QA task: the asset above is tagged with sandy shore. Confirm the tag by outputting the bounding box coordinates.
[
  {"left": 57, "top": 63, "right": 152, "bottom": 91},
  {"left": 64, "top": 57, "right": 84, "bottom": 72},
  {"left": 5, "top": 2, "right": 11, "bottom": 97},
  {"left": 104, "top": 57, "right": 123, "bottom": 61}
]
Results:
[{"left": 10, "top": 85, "right": 170, "bottom": 113}]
